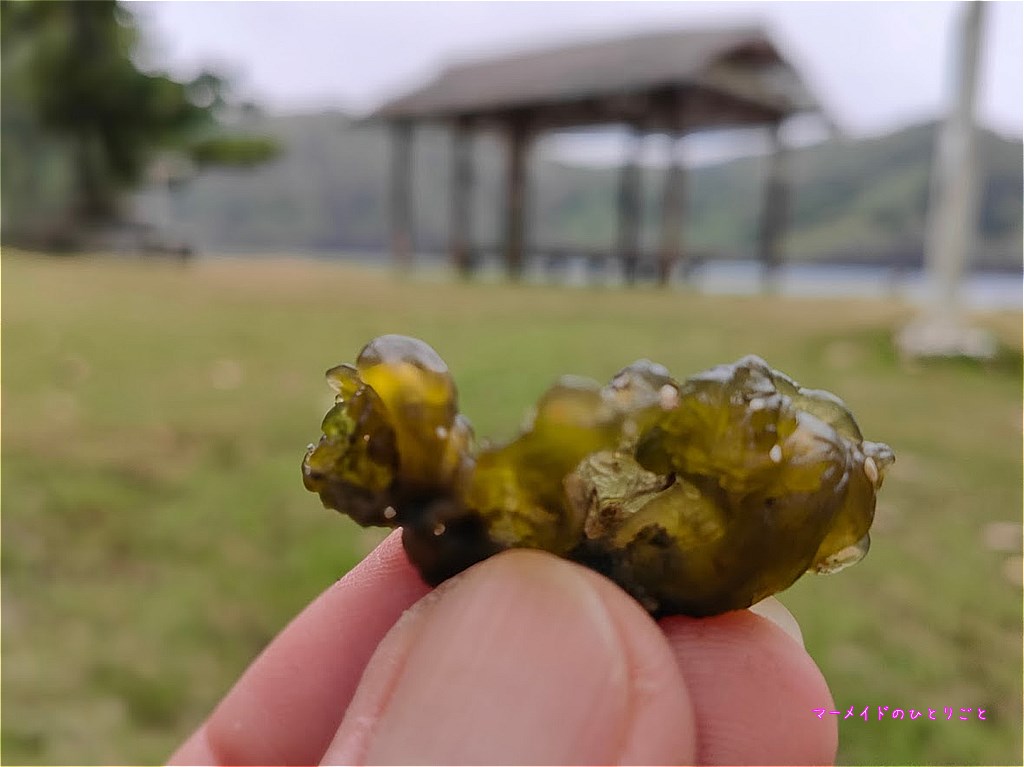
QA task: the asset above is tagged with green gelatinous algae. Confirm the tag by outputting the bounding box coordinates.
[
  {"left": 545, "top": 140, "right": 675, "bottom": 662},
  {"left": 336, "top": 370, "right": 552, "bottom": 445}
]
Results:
[{"left": 302, "top": 335, "right": 894, "bottom": 617}]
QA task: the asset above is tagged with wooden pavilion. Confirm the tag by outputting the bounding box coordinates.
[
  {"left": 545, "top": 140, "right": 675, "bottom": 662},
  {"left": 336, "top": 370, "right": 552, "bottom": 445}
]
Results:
[{"left": 367, "top": 25, "right": 829, "bottom": 284}]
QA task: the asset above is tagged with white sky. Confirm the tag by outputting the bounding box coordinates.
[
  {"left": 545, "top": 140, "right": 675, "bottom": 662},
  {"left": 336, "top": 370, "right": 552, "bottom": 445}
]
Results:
[{"left": 129, "top": 1, "right": 1022, "bottom": 163}]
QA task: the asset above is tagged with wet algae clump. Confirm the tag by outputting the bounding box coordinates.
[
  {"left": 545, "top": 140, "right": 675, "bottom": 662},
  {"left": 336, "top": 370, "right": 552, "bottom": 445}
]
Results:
[{"left": 302, "top": 335, "right": 894, "bottom": 617}]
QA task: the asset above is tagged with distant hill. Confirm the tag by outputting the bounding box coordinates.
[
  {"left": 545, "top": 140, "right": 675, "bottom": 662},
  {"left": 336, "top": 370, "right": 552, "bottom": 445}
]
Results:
[{"left": 137, "top": 111, "right": 1022, "bottom": 270}]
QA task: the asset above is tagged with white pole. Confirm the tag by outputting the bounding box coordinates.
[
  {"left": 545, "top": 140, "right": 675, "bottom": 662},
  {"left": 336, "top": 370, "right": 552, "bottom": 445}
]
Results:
[
  {"left": 923, "top": 1, "right": 985, "bottom": 314},
  {"left": 897, "top": 1, "right": 995, "bottom": 359}
]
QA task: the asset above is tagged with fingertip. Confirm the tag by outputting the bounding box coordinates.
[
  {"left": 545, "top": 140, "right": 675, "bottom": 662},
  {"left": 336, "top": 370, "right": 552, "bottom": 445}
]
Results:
[
  {"left": 325, "top": 550, "right": 698, "bottom": 765},
  {"left": 199, "top": 530, "right": 430, "bottom": 765},
  {"left": 750, "top": 596, "right": 805, "bottom": 648},
  {"left": 662, "top": 609, "right": 838, "bottom": 766},
  {"left": 580, "top": 563, "right": 700, "bottom": 765},
  {"left": 167, "top": 725, "right": 217, "bottom": 766}
]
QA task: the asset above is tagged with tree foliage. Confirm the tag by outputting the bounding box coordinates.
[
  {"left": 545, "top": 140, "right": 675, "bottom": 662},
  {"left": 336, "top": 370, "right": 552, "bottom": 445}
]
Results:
[
  {"left": 189, "top": 136, "right": 281, "bottom": 169},
  {"left": 0, "top": 0, "right": 279, "bottom": 243}
]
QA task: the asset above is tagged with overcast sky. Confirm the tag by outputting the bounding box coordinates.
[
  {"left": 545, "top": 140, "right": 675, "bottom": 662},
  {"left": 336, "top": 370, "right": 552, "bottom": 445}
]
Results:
[{"left": 129, "top": 1, "right": 1022, "bottom": 163}]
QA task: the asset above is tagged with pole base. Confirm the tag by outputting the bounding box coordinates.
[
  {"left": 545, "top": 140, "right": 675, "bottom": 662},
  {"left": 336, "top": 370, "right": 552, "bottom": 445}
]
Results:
[{"left": 895, "top": 314, "right": 997, "bottom": 361}]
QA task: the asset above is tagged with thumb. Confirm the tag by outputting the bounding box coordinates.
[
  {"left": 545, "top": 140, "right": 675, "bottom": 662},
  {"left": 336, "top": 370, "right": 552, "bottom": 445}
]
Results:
[{"left": 321, "top": 549, "right": 697, "bottom": 765}]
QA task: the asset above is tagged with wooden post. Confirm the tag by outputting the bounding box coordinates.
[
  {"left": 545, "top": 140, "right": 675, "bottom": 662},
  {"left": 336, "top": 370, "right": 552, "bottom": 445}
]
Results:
[
  {"left": 390, "top": 120, "right": 413, "bottom": 271},
  {"left": 450, "top": 117, "right": 474, "bottom": 278},
  {"left": 504, "top": 119, "right": 531, "bottom": 281},
  {"left": 658, "top": 131, "right": 685, "bottom": 286},
  {"left": 617, "top": 125, "right": 644, "bottom": 285},
  {"left": 757, "top": 121, "right": 789, "bottom": 291}
]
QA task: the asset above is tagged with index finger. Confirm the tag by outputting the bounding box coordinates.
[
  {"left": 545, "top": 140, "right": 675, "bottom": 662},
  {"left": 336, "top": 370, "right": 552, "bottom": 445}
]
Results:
[{"left": 169, "top": 530, "right": 430, "bottom": 766}]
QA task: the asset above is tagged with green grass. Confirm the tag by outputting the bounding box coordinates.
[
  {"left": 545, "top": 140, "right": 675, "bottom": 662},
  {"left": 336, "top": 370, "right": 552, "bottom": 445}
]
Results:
[{"left": 2, "top": 252, "right": 1021, "bottom": 765}]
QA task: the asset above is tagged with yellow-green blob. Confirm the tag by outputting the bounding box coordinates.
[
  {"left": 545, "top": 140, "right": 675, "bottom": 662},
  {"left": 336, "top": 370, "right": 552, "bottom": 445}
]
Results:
[
  {"left": 356, "top": 334, "right": 461, "bottom": 490},
  {"left": 569, "top": 367, "right": 855, "bottom": 614},
  {"left": 301, "top": 376, "right": 399, "bottom": 527},
  {"left": 301, "top": 336, "right": 894, "bottom": 617},
  {"left": 809, "top": 439, "right": 894, "bottom": 573},
  {"left": 463, "top": 377, "right": 622, "bottom": 552},
  {"left": 636, "top": 357, "right": 798, "bottom": 494}
]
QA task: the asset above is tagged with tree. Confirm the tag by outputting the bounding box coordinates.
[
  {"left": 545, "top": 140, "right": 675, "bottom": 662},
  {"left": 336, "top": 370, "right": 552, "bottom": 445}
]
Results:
[{"left": 0, "top": 0, "right": 278, "bottom": 245}]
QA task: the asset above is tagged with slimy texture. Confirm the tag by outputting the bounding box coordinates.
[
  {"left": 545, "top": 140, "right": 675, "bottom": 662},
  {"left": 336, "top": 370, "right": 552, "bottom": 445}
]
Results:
[{"left": 303, "top": 335, "right": 894, "bottom": 617}]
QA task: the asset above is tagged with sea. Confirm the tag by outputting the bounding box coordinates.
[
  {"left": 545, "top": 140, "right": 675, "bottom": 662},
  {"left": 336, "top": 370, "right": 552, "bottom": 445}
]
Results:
[{"left": 205, "top": 249, "right": 1024, "bottom": 312}]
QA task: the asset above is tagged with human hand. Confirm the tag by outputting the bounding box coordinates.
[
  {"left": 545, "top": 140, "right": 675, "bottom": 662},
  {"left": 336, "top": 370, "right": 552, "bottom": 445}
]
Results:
[{"left": 169, "top": 532, "right": 837, "bottom": 765}]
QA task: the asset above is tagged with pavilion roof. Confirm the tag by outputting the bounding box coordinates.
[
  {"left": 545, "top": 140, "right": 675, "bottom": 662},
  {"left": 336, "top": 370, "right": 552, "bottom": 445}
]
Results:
[{"left": 368, "top": 25, "right": 828, "bottom": 131}]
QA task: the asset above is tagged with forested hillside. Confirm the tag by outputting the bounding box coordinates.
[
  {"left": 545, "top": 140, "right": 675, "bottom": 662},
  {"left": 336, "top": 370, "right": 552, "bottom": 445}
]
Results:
[{"left": 142, "top": 111, "right": 1022, "bottom": 268}]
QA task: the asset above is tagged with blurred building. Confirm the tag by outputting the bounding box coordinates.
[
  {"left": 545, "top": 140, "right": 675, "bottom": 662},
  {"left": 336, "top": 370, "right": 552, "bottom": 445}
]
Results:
[{"left": 368, "top": 25, "right": 829, "bottom": 285}]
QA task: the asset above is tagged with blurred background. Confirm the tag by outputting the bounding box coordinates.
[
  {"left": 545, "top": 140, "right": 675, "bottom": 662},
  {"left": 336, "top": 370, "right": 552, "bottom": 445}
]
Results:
[{"left": 1, "top": 1, "right": 1021, "bottom": 764}]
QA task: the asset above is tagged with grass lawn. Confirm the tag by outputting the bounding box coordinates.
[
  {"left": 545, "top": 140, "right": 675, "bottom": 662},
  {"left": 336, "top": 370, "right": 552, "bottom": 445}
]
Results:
[{"left": 2, "top": 252, "right": 1021, "bottom": 765}]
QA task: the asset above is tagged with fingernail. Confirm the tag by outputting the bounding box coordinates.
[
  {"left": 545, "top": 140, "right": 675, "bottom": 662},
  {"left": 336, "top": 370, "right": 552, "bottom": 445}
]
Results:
[
  {"left": 749, "top": 596, "right": 805, "bottom": 647},
  {"left": 328, "top": 551, "right": 636, "bottom": 764}
]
